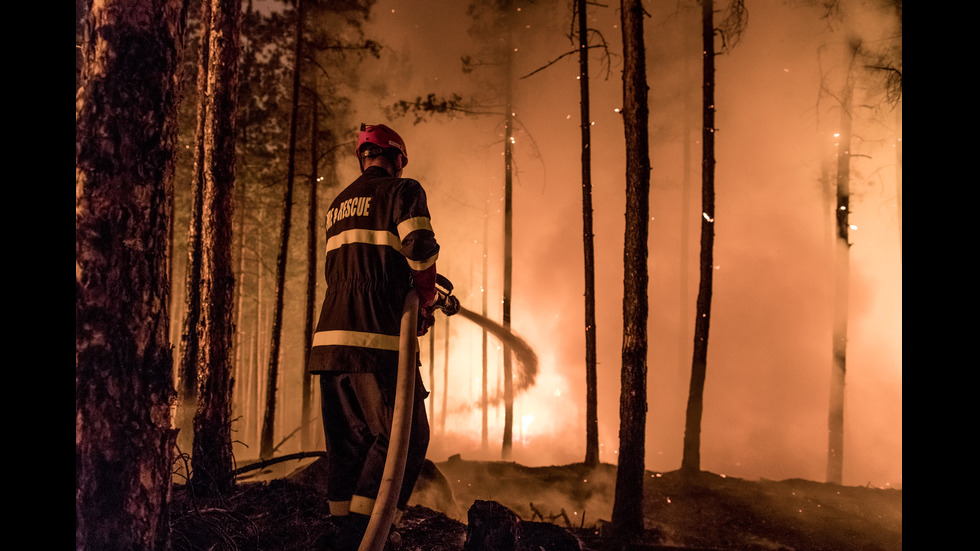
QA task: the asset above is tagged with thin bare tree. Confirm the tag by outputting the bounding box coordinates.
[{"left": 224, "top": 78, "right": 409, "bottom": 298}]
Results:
[
  {"left": 519, "top": 0, "right": 613, "bottom": 468},
  {"left": 611, "top": 0, "right": 650, "bottom": 538},
  {"left": 577, "top": 0, "right": 600, "bottom": 469},
  {"left": 260, "top": 0, "right": 305, "bottom": 460},
  {"left": 681, "top": 0, "right": 746, "bottom": 476}
]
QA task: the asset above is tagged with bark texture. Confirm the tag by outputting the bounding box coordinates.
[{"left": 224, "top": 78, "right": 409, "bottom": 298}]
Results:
[
  {"left": 177, "top": 0, "right": 211, "bottom": 457},
  {"left": 75, "top": 0, "right": 186, "bottom": 548},
  {"left": 611, "top": 0, "right": 650, "bottom": 538},
  {"left": 192, "top": 0, "right": 241, "bottom": 497}
]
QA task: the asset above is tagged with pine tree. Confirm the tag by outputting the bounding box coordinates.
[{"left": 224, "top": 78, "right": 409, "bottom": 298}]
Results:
[
  {"left": 191, "top": 0, "right": 242, "bottom": 497},
  {"left": 611, "top": 0, "right": 650, "bottom": 538},
  {"left": 75, "top": 0, "right": 187, "bottom": 547}
]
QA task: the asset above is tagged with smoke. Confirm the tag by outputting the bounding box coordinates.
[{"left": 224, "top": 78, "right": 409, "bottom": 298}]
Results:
[{"left": 334, "top": 0, "right": 902, "bottom": 487}]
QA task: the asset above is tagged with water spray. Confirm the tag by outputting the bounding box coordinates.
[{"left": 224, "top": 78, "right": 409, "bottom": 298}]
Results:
[{"left": 432, "top": 274, "right": 539, "bottom": 400}]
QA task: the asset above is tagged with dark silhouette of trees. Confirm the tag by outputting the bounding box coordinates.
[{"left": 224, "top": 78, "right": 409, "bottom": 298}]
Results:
[
  {"left": 191, "top": 0, "right": 242, "bottom": 497},
  {"left": 75, "top": 0, "right": 187, "bottom": 547},
  {"left": 611, "top": 0, "right": 651, "bottom": 538}
]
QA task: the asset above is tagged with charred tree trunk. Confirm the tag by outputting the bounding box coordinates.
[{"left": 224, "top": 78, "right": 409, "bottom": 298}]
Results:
[
  {"left": 681, "top": 0, "right": 718, "bottom": 475},
  {"left": 177, "top": 0, "right": 210, "bottom": 458},
  {"left": 261, "top": 0, "right": 304, "bottom": 460},
  {"left": 302, "top": 95, "right": 319, "bottom": 451},
  {"left": 577, "top": 0, "right": 600, "bottom": 469},
  {"left": 611, "top": 0, "right": 650, "bottom": 538},
  {"left": 827, "top": 39, "right": 858, "bottom": 486},
  {"left": 192, "top": 0, "right": 241, "bottom": 497},
  {"left": 75, "top": 0, "right": 185, "bottom": 548}
]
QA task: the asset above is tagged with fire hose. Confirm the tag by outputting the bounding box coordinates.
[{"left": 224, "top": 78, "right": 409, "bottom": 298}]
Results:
[{"left": 358, "top": 276, "right": 459, "bottom": 551}]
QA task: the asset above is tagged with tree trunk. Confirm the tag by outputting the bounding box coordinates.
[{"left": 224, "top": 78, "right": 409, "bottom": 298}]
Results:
[
  {"left": 233, "top": 176, "right": 248, "bottom": 423},
  {"left": 681, "top": 0, "right": 718, "bottom": 475},
  {"left": 177, "top": 0, "right": 210, "bottom": 458},
  {"left": 250, "top": 237, "right": 264, "bottom": 449},
  {"left": 75, "top": 0, "right": 186, "bottom": 548},
  {"left": 502, "top": 51, "right": 515, "bottom": 461},
  {"left": 302, "top": 94, "right": 319, "bottom": 451},
  {"left": 827, "top": 39, "right": 858, "bottom": 485},
  {"left": 611, "top": 0, "right": 650, "bottom": 538},
  {"left": 481, "top": 204, "right": 490, "bottom": 452},
  {"left": 261, "top": 0, "right": 304, "bottom": 460},
  {"left": 192, "top": 0, "right": 241, "bottom": 497},
  {"left": 577, "top": 0, "right": 600, "bottom": 469},
  {"left": 233, "top": 0, "right": 256, "bottom": 432}
]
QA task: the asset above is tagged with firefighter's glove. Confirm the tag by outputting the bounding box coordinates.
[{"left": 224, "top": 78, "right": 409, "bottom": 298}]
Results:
[
  {"left": 417, "top": 305, "right": 436, "bottom": 337},
  {"left": 412, "top": 265, "right": 438, "bottom": 310}
]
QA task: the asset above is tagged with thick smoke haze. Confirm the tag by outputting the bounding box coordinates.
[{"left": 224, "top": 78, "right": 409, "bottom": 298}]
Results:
[{"left": 329, "top": 0, "right": 901, "bottom": 488}]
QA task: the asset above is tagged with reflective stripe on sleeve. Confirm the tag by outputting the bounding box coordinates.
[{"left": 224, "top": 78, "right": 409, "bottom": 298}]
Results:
[
  {"left": 406, "top": 252, "right": 438, "bottom": 272},
  {"left": 325, "top": 228, "right": 401, "bottom": 255},
  {"left": 313, "top": 330, "right": 401, "bottom": 351},
  {"left": 397, "top": 216, "right": 433, "bottom": 238}
]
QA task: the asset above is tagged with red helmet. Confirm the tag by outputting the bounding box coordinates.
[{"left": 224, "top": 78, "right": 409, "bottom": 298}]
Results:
[{"left": 356, "top": 123, "right": 408, "bottom": 167}]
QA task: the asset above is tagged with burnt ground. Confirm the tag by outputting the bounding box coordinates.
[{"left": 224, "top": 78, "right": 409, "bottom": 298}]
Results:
[{"left": 170, "top": 455, "right": 902, "bottom": 551}]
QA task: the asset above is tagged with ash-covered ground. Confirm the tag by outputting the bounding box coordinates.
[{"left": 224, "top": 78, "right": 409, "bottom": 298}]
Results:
[{"left": 171, "top": 455, "right": 901, "bottom": 551}]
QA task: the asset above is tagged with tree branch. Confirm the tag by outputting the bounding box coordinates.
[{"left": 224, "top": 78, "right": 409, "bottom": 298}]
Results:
[{"left": 231, "top": 451, "right": 329, "bottom": 477}]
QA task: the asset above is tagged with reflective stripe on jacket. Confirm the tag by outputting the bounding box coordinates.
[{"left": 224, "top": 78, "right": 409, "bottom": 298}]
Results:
[{"left": 307, "top": 166, "right": 439, "bottom": 373}]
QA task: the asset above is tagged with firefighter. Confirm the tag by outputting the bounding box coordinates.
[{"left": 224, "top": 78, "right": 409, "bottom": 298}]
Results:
[{"left": 308, "top": 123, "right": 439, "bottom": 550}]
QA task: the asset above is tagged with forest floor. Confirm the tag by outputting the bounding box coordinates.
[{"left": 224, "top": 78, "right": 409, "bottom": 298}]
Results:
[{"left": 170, "top": 454, "right": 902, "bottom": 551}]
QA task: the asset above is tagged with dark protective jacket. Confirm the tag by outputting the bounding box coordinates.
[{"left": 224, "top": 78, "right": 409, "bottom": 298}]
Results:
[{"left": 307, "top": 166, "right": 440, "bottom": 374}]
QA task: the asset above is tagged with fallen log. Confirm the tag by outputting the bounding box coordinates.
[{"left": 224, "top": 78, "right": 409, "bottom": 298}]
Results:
[{"left": 463, "top": 499, "right": 582, "bottom": 551}]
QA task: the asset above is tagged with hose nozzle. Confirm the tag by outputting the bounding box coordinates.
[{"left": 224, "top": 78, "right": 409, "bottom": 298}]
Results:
[{"left": 434, "top": 274, "right": 460, "bottom": 316}]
